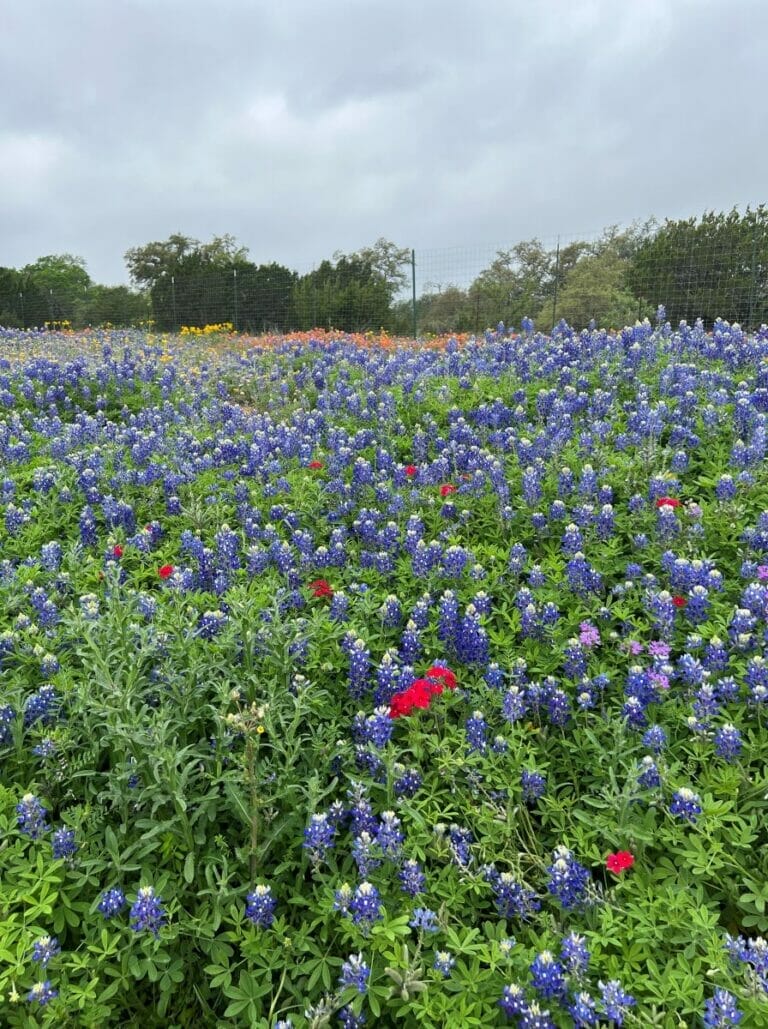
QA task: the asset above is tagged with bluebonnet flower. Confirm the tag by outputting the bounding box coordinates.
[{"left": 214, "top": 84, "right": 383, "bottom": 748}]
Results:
[
  {"left": 637, "top": 756, "right": 662, "bottom": 790},
  {"left": 465, "top": 710, "right": 488, "bottom": 753},
  {"left": 519, "top": 1001, "right": 556, "bottom": 1028},
  {"left": 448, "top": 824, "right": 474, "bottom": 867},
  {"left": 362, "top": 707, "right": 393, "bottom": 748},
  {"left": 376, "top": 811, "right": 404, "bottom": 859},
  {"left": 503, "top": 686, "right": 528, "bottom": 724},
  {"left": 349, "top": 882, "right": 382, "bottom": 930},
  {"left": 393, "top": 768, "right": 422, "bottom": 797},
  {"left": 456, "top": 605, "right": 489, "bottom": 664},
  {"left": 642, "top": 725, "right": 667, "bottom": 753},
  {"left": 398, "top": 859, "right": 426, "bottom": 897},
  {"left": 703, "top": 989, "right": 743, "bottom": 1027},
  {"left": 23, "top": 685, "right": 58, "bottom": 726},
  {"left": 339, "top": 953, "right": 370, "bottom": 994},
  {"left": 521, "top": 771, "right": 546, "bottom": 803},
  {"left": 198, "top": 609, "right": 227, "bottom": 639},
  {"left": 98, "top": 887, "right": 126, "bottom": 918},
  {"left": 27, "top": 980, "right": 58, "bottom": 1006},
  {"left": 16, "top": 793, "right": 49, "bottom": 839},
  {"left": 433, "top": 951, "right": 455, "bottom": 977},
  {"left": 499, "top": 983, "right": 528, "bottom": 1018},
  {"left": 569, "top": 992, "right": 599, "bottom": 1026},
  {"left": 337, "top": 1007, "right": 366, "bottom": 1028},
  {"left": 669, "top": 788, "right": 702, "bottom": 823},
  {"left": 31, "top": 935, "right": 60, "bottom": 967},
  {"left": 130, "top": 886, "right": 166, "bottom": 935},
  {"left": 0, "top": 704, "right": 15, "bottom": 745},
  {"left": 304, "top": 813, "right": 337, "bottom": 864},
  {"left": 714, "top": 724, "right": 743, "bottom": 762},
  {"left": 351, "top": 833, "right": 380, "bottom": 877},
  {"left": 380, "top": 595, "right": 402, "bottom": 627},
  {"left": 561, "top": 932, "right": 590, "bottom": 976},
  {"left": 245, "top": 884, "right": 276, "bottom": 928},
  {"left": 52, "top": 828, "right": 77, "bottom": 860},
  {"left": 484, "top": 866, "right": 540, "bottom": 919},
  {"left": 333, "top": 883, "right": 353, "bottom": 915},
  {"left": 409, "top": 907, "right": 439, "bottom": 933},
  {"left": 529, "top": 950, "right": 566, "bottom": 1000},
  {"left": 598, "top": 980, "right": 636, "bottom": 1024},
  {"left": 546, "top": 846, "right": 590, "bottom": 910}
]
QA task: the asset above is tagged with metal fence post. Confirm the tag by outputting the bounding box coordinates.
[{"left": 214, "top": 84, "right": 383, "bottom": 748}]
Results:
[
  {"left": 551, "top": 237, "right": 560, "bottom": 327},
  {"left": 233, "top": 267, "right": 238, "bottom": 331},
  {"left": 411, "top": 249, "right": 417, "bottom": 339}
]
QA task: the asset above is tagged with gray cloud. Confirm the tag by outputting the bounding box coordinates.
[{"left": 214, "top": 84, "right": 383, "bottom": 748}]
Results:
[{"left": 1, "top": 0, "right": 766, "bottom": 283}]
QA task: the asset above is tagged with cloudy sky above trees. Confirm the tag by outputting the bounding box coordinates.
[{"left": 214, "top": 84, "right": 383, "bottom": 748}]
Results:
[{"left": 1, "top": 0, "right": 766, "bottom": 284}]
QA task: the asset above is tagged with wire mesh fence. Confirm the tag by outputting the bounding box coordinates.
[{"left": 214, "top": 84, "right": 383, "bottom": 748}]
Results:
[{"left": 3, "top": 215, "right": 768, "bottom": 336}]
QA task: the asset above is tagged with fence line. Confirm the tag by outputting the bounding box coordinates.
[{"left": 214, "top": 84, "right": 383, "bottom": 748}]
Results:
[{"left": 3, "top": 223, "right": 767, "bottom": 335}]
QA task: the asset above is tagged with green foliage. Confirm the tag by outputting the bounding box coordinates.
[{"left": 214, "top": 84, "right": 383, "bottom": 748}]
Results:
[{"left": 627, "top": 206, "right": 768, "bottom": 327}]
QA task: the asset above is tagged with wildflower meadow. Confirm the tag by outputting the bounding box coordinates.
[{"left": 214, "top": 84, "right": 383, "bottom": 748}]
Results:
[{"left": 1, "top": 315, "right": 768, "bottom": 1027}]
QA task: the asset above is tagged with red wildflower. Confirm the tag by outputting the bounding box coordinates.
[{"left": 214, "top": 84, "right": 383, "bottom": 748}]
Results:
[
  {"left": 113, "top": 545, "right": 123, "bottom": 558},
  {"left": 426, "top": 665, "right": 457, "bottom": 690},
  {"left": 158, "top": 564, "right": 174, "bottom": 579},
  {"left": 309, "top": 578, "right": 334, "bottom": 598},
  {"left": 389, "top": 678, "right": 436, "bottom": 718},
  {"left": 672, "top": 595, "right": 687, "bottom": 608},
  {"left": 389, "top": 692, "right": 415, "bottom": 718},
  {"left": 440, "top": 484, "right": 457, "bottom": 497},
  {"left": 606, "top": 850, "right": 635, "bottom": 874},
  {"left": 655, "top": 496, "right": 682, "bottom": 509},
  {"left": 405, "top": 464, "right": 417, "bottom": 477},
  {"left": 408, "top": 680, "right": 433, "bottom": 709},
  {"left": 308, "top": 460, "right": 324, "bottom": 470}
]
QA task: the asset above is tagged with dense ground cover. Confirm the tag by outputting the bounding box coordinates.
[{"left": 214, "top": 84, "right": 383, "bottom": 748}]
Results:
[{"left": 1, "top": 319, "right": 768, "bottom": 1027}]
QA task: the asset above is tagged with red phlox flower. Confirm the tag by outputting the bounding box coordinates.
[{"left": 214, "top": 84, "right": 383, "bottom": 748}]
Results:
[
  {"left": 426, "top": 665, "right": 457, "bottom": 690},
  {"left": 309, "top": 578, "right": 334, "bottom": 598},
  {"left": 113, "top": 545, "right": 123, "bottom": 558},
  {"left": 389, "top": 692, "right": 415, "bottom": 718},
  {"left": 672, "top": 595, "right": 687, "bottom": 608},
  {"left": 389, "top": 679, "right": 433, "bottom": 718},
  {"left": 408, "top": 680, "right": 433, "bottom": 709},
  {"left": 405, "top": 464, "right": 418, "bottom": 477},
  {"left": 440, "top": 484, "right": 457, "bottom": 497},
  {"left": 606, "top": 850, "right": 635, "bottom": 874},
  {"left": 655, "top": 496, "right": 682, "bottom": 509},
  {"left": 158, "top": 564, "right": 174, "bottom": 579},
  {"left": 308, "top": 460, "right": 324, "bottom": 470}
]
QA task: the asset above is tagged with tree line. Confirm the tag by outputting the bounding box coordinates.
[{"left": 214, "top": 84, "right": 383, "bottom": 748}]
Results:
[{"left": 2, "top": 207, "right": 767, "bottom": 333}]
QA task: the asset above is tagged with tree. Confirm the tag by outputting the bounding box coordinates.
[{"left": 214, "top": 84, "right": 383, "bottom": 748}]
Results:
[
  {"left": 125, "top": 234, "right": 252, "bottom": 329},
  {"left": 236, "top": 263, "right": 297, "bottom": 332},
  {"left": 349, "top": 238, "right": 411, "bottom": 299},
  {"left": 294, "top": 253, "right": 392, "bottom": 332},
  {"left": 75, "top": 285, "right": 150, "bottom": 327},
  {"left": 627, "top": 207, "right": 768, "bottom": 327},
  {"left": 540, "top": 250, "right": 644, "bottom": 330},
  {"left": 22, "top": 254, "right": 92, "bottom": 323}
]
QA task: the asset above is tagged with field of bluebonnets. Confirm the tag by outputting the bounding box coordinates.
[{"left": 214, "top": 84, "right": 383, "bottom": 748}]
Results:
[{"left": 2, "top": 314, "right": 768, "bottom": 1028}]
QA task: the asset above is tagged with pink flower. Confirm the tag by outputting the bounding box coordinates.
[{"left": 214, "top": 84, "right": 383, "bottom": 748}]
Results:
[
  {"left": 627, "top": 640, "right": 644, "bottom": 655},
  {"left": 757, "top": 566, "right": 768, "bottom": 582},
  {"left": 579, "top": 621, "right": 600, "bottom": 648}
]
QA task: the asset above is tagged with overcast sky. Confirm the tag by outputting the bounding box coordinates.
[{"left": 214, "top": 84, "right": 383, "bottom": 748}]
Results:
[{"left": 1, "top": 0, "right": 766, "bottom": 285}]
